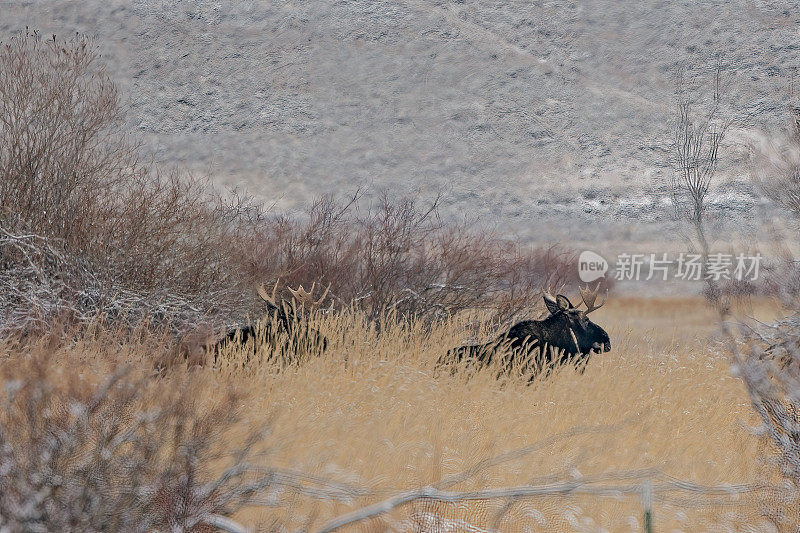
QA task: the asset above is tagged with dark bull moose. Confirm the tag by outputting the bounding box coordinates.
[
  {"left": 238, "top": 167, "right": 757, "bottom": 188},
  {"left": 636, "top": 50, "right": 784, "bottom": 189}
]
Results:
[
  {"left": 442, "top": 284, "right": 611, "bottom": 376},
  {"left": 211, "top": 281, "right": 329, "bottom": 362}
]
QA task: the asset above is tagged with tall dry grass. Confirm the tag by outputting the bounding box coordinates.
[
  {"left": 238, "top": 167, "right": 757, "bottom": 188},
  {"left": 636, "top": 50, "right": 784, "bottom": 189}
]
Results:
[
  {"left": 231, "top": 296, "right": 773, "bottom": 531},
  {"left": 3, "top": 296, "right": 783, "bottom": 531}
]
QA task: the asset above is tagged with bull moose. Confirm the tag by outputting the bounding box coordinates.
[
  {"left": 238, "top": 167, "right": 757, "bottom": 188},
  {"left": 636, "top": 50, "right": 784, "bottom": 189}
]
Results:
[
  {"left": 442, "top": 284, "right": 611, "bottom": 377},
  {"left": 211, "top": 280, "right": 329, "bottom": 363}
]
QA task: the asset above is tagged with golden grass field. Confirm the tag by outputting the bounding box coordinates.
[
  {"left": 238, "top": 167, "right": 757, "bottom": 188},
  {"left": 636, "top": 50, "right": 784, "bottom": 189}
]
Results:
[
  {"left": 231, "top": 296, "right": 786, "bottom": 531},
  {"left": 3, "top": 296, "right": 791, "bottom": 532}
]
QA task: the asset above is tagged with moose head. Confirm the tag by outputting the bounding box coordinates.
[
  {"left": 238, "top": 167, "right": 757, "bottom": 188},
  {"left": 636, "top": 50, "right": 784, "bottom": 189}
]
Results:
[
  {"left": 540, "top": 284, "right": 611, "bottom": 356},
  {"left": 258, "top": 280, "right": 330, "bottom": 321},
  {"left": 211, "top": 279, "right": 330, "bottom": 363}
]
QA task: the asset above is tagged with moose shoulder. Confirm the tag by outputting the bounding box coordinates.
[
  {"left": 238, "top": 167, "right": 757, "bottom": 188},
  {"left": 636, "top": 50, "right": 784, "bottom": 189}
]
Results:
[{"left": 443, "top": 284, "right": 611, "bottom": 377}]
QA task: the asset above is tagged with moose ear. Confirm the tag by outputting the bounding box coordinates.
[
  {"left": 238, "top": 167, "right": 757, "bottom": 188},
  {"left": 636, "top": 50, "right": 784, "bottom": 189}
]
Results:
[{"left": 556, "top": 295, "right": 573, "bottom": 310}]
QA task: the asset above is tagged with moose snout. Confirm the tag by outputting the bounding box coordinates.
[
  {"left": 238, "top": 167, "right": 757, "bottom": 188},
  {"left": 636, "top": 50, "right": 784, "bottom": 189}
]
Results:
[{"left": 592, "top": 341, "right": 611, "bottom": 352}]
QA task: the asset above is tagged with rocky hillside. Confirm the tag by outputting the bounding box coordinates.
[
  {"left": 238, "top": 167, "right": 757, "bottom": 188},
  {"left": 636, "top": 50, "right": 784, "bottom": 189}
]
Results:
[{"left": 4, "top": 0, "right": 800, "bottom": 246}]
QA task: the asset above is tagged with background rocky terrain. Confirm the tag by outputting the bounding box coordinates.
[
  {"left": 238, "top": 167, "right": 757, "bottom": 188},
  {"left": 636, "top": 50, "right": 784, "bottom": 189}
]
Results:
[{"left": 4, "top": 0, "right": 800, "bottom": 252}]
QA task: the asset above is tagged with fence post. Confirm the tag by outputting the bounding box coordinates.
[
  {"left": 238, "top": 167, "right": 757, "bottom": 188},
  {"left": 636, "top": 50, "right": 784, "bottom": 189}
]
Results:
[{"left": 642, "top": 478, "right": 654, "bottom": 533}]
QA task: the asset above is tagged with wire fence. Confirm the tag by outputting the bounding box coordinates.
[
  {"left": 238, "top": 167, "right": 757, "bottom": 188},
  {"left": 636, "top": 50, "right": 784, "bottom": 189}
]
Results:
[
  {"left": 311, "top": 471, "right": 791, "bottom": 533},
  {"left": 206, "top": 466, "right": 795, "bottom": 532}
]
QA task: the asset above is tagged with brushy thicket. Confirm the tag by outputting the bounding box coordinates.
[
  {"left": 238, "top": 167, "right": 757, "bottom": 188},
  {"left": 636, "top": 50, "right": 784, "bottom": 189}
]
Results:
[
  {"left": 0, "top": 31, "right": 583, "bottom": 339},
  {"left": 245, "top": 192, "right": 581, "bottom": 323},
  {"left": 0, "top": 342, "right": 271, "bottom": 533},
  {"left": 0, "top": 31, "right": 248, "bottom": 335}
]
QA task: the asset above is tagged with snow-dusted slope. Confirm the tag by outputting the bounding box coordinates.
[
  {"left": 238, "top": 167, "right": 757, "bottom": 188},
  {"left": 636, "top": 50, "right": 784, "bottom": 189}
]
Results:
[{"left": 4, "top": 0, "right": 798, "bottom": 244}]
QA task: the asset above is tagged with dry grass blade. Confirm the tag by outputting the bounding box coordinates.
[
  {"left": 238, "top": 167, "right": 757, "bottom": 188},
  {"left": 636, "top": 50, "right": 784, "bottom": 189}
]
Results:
[{"left": 433, "top": 421, "right": 632, "bottom": 491}]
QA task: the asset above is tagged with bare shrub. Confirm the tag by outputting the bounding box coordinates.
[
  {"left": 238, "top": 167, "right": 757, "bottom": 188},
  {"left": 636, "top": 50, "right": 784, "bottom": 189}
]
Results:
[
  {"left": 723, "top": 319, "right": 800, "bottom": 531},
  {"left": 742, "top": 115, "right": 800, "bottom": 517},
  {"left": 671, "top": 62, "right": 729, "bottom": 256},
  {"left": 0, "top": 341, "right": 273, "bottom": 532},
  {"left": 0, "top": 30, "right": 585, "bottom": 340},
  {"left": 239, "top": 192, "right": 584, "bottom": 324},
  {"left": 0, "top": 32, "right": 255, "bottom": 333},
  {"left": 0, "top": 31, "right": 125, "bottom": 241},
  {"left": 0, "top": 224, "right": 238, "bottom": 337}
]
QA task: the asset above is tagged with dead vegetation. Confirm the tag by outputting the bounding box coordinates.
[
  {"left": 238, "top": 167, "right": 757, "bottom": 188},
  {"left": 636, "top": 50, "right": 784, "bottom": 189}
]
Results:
[
  {"left": 0, "top": 31, "right": 582, "bottom": 338},
  {"left": 0, "top": 337, "right": 274, "bottom": 533},
  {"left": 671, "top": 68, "right": 800, "bottom": 531},
  {"left": 0, "top": 298, "right": 784, "bottom": 531}
]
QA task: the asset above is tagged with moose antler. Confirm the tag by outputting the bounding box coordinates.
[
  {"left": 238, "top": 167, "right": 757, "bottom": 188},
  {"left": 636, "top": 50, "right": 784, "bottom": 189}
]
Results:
[
  {"left": 579, "top": 283, "right": 607, "bottom": 314},
  {"left": 542, "top": 287, "right": 558, "bottom": 305},
  {"left": 257, "top": 278, "right": 281, "bottom": 308},
  {"left": 543, "top": 285, "right": 573, "bottom": 310},
  {"left": 287, "top": 281, "right": 331, "bottom": 309}
]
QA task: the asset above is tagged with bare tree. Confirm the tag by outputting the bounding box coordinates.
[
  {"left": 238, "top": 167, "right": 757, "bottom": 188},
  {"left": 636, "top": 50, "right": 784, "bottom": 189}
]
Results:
[
  {"left": 671, "top": 62, "right": 729, "bottom": 258},
  {"left": 672, "top": 65, "right": 800, "bottom": 529}
]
